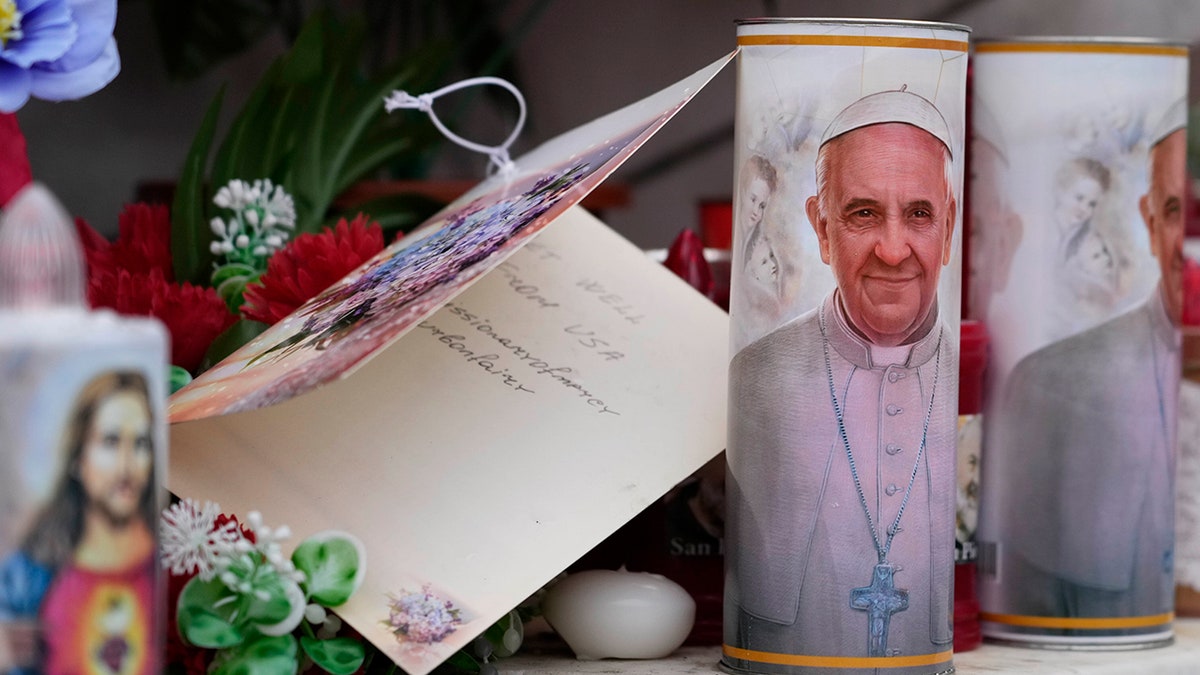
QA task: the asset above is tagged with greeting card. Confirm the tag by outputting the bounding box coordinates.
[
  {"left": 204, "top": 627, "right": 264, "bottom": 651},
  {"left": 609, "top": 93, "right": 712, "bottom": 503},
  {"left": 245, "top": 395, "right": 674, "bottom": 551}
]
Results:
[{"left": 167, "top": 54, "right": 733, "bottom": 674}]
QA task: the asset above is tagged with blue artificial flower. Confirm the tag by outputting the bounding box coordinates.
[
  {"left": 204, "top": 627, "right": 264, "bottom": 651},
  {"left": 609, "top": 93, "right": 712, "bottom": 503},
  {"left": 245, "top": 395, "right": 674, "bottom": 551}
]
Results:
[{"left": 0, "top": 0, "right": 119, "bottom": 112}]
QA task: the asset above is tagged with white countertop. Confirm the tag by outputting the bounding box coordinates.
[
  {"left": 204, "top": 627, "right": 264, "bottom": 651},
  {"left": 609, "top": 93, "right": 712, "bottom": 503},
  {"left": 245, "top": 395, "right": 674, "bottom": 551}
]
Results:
[{"left": 499, "top": 618, "right": 1200, "bottom": 674}]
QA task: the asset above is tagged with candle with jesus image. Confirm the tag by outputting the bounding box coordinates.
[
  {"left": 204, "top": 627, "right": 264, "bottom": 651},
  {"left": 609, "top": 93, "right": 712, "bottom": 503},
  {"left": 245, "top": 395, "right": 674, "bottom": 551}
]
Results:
[
  {"left": 0, "top": 185, "right": 168, "bottom": 674},
  {"left": 725, "top": 19, "right": 966, "bottom": 675}
]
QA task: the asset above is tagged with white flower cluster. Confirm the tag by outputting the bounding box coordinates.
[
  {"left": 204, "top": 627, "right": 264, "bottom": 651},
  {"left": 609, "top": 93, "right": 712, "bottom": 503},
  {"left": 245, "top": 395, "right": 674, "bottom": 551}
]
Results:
[
  {"left": 160, "top": 500, "right": 305, "bottom": 591},
  {"left": 240, "top": 510, "right": 306, "bottom": 585},
  {"left": 208, "top": 178, "right": 296, "bottom": 259},
  {"left": 160, "top": 499, "right": 243, "bottom": 581}
]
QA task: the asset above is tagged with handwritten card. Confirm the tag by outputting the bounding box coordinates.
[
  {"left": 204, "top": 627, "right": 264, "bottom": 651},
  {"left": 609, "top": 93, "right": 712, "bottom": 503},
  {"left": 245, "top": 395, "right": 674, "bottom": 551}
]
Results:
[
  {"left": 168, "top": 207, "right": 729, "bottom": 673},
  {"left": 166, "top": 53, "right": 736, "bottom": 674}
]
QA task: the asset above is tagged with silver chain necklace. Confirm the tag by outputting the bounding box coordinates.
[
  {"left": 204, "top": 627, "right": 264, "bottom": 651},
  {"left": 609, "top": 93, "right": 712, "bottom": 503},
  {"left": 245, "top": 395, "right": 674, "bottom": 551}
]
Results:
[{"left": 818, "top": 308, "right": 941, "bottom": 563}]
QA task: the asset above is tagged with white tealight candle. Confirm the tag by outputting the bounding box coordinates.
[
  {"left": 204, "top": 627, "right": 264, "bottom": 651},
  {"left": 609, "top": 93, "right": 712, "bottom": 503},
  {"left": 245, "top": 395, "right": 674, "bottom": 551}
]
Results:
[{"left": 541, "top": 568, "right": 696, "bottom": 660}]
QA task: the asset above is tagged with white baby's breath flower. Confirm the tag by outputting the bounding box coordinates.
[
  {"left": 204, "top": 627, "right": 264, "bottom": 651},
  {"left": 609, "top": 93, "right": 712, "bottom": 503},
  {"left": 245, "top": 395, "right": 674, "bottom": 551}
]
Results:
[
  {"left": 160, "top": 499, "right": 243, "bottom": 581},
  {"left": 264, "top": 183, "right": 296, "bottom": 230},
  {"left": 242, "top": 511, "right": 306, "bottom": 583},
  {"left": 209, "top": 178, "right": 297, "bottom": 267}
]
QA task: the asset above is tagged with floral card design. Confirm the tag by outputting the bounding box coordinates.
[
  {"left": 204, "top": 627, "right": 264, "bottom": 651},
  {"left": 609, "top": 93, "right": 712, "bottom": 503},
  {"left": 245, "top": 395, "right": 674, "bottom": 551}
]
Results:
[{"left": 169, "top": 53, "right": 734, "bottom": 423}]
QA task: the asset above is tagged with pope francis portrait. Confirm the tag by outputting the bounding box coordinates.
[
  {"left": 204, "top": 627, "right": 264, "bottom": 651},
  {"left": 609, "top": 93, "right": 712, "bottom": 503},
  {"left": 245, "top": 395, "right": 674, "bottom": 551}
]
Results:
[
  {"left": 725, "top": 89, "right": 960, "bottom": 668},
  {"left": 984, "top": 101, "right": 1185, "bottom": 630}
]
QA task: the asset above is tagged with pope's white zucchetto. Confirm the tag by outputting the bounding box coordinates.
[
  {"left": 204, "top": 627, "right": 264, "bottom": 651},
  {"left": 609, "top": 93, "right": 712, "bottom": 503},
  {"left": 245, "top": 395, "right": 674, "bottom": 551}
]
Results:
[
  {"left": 819, "top": 87, "right": 953, "bottom": 158},
  {"left": 1150, "top": 98, "right": 1187, "bottom": 148}
]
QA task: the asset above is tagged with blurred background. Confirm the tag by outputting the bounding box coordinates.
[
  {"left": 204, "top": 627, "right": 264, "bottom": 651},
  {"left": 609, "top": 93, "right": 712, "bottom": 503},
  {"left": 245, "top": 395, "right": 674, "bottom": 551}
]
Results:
[{"left": 15, "top": 0, "right": 1200, "bottom": 248}]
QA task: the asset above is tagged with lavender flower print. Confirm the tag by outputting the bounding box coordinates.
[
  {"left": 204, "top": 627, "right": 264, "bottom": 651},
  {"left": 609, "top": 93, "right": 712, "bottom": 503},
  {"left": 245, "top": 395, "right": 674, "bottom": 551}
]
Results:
[{"left": 386, "top": 584, "right": 463, "bottom": 644}]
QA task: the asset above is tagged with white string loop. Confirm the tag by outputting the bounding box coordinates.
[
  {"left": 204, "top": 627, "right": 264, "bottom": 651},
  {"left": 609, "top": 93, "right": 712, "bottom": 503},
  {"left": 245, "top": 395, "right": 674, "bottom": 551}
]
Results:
[{"left": 384, "top": 76, "right": 526, "bottom": 178}]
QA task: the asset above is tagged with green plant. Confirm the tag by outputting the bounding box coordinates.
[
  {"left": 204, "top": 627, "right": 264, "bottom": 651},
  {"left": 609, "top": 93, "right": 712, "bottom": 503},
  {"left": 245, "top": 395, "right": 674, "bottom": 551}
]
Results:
[{"left": 170, "top": 9, "right": 448, "bottom": 286}]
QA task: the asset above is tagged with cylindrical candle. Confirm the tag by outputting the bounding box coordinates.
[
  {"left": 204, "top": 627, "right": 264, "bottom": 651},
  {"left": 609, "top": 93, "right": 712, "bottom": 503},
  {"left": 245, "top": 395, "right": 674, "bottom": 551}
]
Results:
[
  {"left": 953, "top": 320, "right": 989, "bottom": 652},
  {"left": 0, "top": 185, "right": 169, "bottom": 673},
  {"left": 725, "top": 18, "right": 968, "bottom": 675},
  {"left": 971, "top": 37, "right": 1188, "bottom": 649}
]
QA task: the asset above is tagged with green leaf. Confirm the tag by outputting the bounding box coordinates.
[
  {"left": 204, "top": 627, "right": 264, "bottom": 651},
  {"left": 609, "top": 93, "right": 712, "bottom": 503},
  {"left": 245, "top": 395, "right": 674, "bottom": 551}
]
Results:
[
  {"left": 178, "top": 607, "right": 244, "bottom": 650},
  {"left": 259, "top": 85, "right": 302, "bottom": 179},
  {"left": 300, "top": 637, "right": 365, "bottom": 675},
  {"left": 288, "top": 15, "right": 408, "bottom": 235},
  {"left": 210, "top": 61, "right": 285, "bottom": 188},
  {"left": 288, "top": 52, "right": 345, "bottom": 234},
  {"left": 440, "top": 649, "right": 480, "bottom": 673},
  {"left": 292, "top": 532, "right": 365, "bottom": 607},
  {"left": 211, "top": 262, "right": 261, "bottom": 287},
  {"left": 279, "top": 14, "right": 325, "bottom": 83},
  {"left": 168, "top": 365, "right": 193, "bottom": 394},
  {"left": 244, "top": 575, "right": 300, "bottom": 628},
  {"left": 177, "top": 576, "right": 245, "bottom": 648},
  {"left": 172, "top": 86, "right": 225, "bottom": 284},
  {"left": 333, "top": 135, "right": 417, "bottom": 197},
  {"left": 211, "top": 633, "right": 299, "bottom": 675},
  {"left": 212, "top": 263, "right": 262, "bottom": 313}
]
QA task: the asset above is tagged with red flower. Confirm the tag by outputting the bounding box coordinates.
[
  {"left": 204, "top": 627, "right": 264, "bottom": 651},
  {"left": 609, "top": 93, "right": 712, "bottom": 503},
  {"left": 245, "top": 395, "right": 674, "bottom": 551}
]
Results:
[
  {"left": 77, "top": 208, "right": 235, "bottom": 373},
  {"left": 88, "top": 267, "right": 235, "bottom": 373},
  {"left": 110, "top": 203, "right": 174, "bottom": 279},
  {"left": 76, "top": 205, "right": 174, "bottom": 280},
  {"left": 242, "top": 213, "right": 384, "bottom": 325},
  {"left": 0, "top": 113, "right": 32, "bottom": 207},
  {"left": 76, "top": 216, "right": 117, "bottom": 277},
  {"left": 214, "top": 513, "right": 256, "bottom": 544}
]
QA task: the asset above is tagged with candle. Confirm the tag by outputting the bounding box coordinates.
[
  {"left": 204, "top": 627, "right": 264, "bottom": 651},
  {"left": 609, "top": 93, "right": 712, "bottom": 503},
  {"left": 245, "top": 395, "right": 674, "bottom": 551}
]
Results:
[{"left": 542, "top": 568, "right": 695, "bottom": 660}]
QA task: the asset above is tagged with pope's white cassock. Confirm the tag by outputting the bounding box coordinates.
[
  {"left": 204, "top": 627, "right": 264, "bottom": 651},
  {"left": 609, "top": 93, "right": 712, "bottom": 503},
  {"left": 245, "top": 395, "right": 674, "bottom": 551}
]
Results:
[
  {"left": 986, "top": 287, "right": 1178, "bottom": 619},
  {"left": 725, "top": 291, "right": 958, "bottom": 662}
]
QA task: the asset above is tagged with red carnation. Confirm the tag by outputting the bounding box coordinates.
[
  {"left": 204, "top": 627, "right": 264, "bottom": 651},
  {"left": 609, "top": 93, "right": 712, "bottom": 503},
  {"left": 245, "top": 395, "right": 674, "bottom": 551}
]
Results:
[
  {"left": 77, "top": 204, "right": 174, "bottom": 280},
  {"left": 89, "top": 268, "right": 235, "bottom": 373},
  {"left": 76, "top": 207, "right": 235, "bottom": 372},
  {"left": 110, "top": 203, "right": 174, "bottom": 279},
  {"left": 242, "top": 213, "right": 384, "bottom": 325},
  {"left": 0, "top": 113, "right": 32, "bottom": 207},
  {"left": 76, "top": 216, "right": 117, "bottom": 279},
  {"left": 214, "top": 513, "right": 256, "bottom": 544}
]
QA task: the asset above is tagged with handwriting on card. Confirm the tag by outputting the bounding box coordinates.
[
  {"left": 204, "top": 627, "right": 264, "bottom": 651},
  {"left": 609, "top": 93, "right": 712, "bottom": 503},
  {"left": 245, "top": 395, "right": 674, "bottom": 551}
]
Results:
[
  {"left": 419, "top": 301, "right": 621, "bottom": 416},
  {"left": 492, "top": 262, "right": 560, "bottom": 310},
  {"left": 575, "top": 279, "right": 646, "bottom": 325},
  {"left": 414, "top": 320, "right": 536, "bottom": 394},
  {"left": 564, "top": 325, "right": 626, "bottom": 362}
]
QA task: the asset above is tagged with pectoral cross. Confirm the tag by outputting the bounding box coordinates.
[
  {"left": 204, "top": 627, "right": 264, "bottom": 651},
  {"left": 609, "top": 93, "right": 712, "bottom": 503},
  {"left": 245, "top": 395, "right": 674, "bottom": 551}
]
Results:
[{"left": 850, "top": 562, "right": 908, "bottom": 657}]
